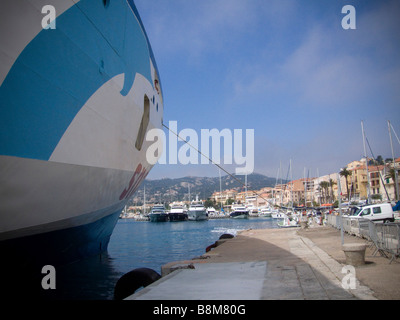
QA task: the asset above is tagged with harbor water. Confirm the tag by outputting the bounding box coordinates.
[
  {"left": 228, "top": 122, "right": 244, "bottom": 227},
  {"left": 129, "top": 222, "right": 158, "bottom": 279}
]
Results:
[{"left": 41, "top": 217, "right": 279, "bottom": 300}]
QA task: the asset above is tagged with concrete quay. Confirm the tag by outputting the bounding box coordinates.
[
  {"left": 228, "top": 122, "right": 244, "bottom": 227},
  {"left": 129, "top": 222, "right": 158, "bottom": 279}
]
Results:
[{"left": 127, "top": 226, "right": 400, "bottom": 300}]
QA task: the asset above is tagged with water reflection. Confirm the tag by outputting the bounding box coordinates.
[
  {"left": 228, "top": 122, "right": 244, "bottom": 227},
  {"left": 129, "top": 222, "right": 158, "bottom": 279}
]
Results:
[{"left": 40, "top": 217, "right": 278, "bottom": 300}]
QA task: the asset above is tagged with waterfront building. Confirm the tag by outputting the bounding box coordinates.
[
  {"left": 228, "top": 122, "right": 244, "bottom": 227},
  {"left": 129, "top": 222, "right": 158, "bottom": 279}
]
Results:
[
  {"left": 312, "top": 174, "right": 347, "bottom": 205},
  {"left": 234, "top": 191, "right": 246, "bottom": 204},
  {"left": 347, "top": 159, "right": 367, "bottom": 170},
  {"left": 344, "top": 158, "right": 400, "bottom": 203},
  {"left": 368, "top": 165, "right": 385, "bottom": 200},
  {"left": 384, "top": 158, "right": 400, "bottom": 202},
  {"left": 372, "top": 158, "right": 400, "bottom": 202},
  {"left": 256, "top": 188, "right": 273, "bottom": 207},
  {"left": 276, "top": 178, "right": 316, "bottom": 207},
  {"left": 347, "top": 166, "right": 368, "bottom": 201},
  {"left": 272, "top": 184, "right": 285, "bottom": 206},
  {"left": 284, "top": 179, "right": 304, "bottom": 206},
  {"left": 212, "top": 189, "right": 238, "bottom": 204}
]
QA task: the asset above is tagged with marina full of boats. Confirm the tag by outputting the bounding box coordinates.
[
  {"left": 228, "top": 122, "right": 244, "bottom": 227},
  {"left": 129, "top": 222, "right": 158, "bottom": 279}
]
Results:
[{"left": 119, "top": 200, "right": 333, "bottom": 228}]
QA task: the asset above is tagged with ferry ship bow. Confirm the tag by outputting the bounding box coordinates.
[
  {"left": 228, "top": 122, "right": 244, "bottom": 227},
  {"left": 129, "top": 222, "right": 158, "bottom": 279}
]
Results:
[{"left": 0, "top": 0, "right": 163, "bottom": 268}]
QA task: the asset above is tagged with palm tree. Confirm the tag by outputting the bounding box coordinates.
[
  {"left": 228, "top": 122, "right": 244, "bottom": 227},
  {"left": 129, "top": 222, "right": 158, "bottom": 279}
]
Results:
[
  {"left": 376, "top": 155, "right": 384, "bottom": 165},
  {"left": 316, "top": 186, "right": 322, "bottom": 205},
  {"left": 329, "top": 179, "right": 337, "bottom": 202},
  {"left": 318, "top": 182, "right": 324, "bottom": 203},
  {"left": 340, "top": 167, "right": 352, "bottom": 201},
  {"left": 319, "top": 181, "right": 329, "bottom": 204}
]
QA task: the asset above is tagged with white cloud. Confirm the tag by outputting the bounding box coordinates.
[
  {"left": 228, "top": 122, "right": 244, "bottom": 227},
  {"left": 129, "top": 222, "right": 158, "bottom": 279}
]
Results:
[
  {"left": 137, "top": 0, "right": 300, "bottom": 63},
  {"left": 136, "top": 0, "right": 400, "bottom": 179},
  {"left": 137, "top": 0, "right": 253, "bottom": 60},
  {"left": 280, "top": 27, "right": 370, "bottom": 108},
  {"left": 229, "top": 0, "right": 400, "bottom": 112}
]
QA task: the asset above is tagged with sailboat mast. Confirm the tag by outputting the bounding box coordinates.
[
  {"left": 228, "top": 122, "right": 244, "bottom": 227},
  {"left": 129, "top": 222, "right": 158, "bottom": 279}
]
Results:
[
  {"left": 143, "top": 185, "right": 146, "bottom": 215},
  {"left": 219, "top": 168, "right": 223, "bottom": 211},
  {"left": 245, "top": 173, "right": 248, "bottom": 204},
  {"left": 317, "top": 168, "right": 320, "bottom": 206},
  {"left": 280, "top": 162, "right": 283, "bottom": 207},
  {"left": 390, "top": 122, "right": 400, "bottom": 145},
  {"left": 273, "top": 167, "right": 279, "bottom": 206},
  {"left": 304, "top": 167, "right": 307, "bottom": 207},
  {"left": 388, "top": 120, "right": 399, "bottom": 201},
  {"left": 361, "top": 121, "right": 371, "bottom": 204},
  {"left": 290, "top": 159, "right": 293, "bottom": 209},
  {"left": 337, "top": 173, "right": 344, "bottom": 245}
]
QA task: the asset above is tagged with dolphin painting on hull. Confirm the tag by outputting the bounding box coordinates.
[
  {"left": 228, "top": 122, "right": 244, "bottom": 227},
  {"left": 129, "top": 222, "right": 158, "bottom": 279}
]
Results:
[
  {"left": 0, "top": 0, "right": 164, "bottom": 270},
  {"left": 0, "top": 0, "right": 162, "bottom": 162}
]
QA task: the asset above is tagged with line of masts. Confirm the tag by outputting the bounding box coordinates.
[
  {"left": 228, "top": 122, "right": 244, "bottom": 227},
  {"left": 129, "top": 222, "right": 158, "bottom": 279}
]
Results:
[
  {"left": 388, "top": 121, "right": 400, "bottom": 201},
  {"left": 361, "top": 120, "right": 399, "bottom": 203},
  {"left": 138, "top": 120, "right": 399, "bottom": 209}
]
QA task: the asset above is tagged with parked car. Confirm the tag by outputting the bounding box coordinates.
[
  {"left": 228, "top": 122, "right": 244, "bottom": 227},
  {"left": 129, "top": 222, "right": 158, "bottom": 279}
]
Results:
[{"left": 350, "top": 203, "right": 394, "bottom": 223}]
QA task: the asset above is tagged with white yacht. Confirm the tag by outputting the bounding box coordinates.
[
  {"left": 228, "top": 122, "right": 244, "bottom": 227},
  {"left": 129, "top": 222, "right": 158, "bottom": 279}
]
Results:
[
  {"left": 230, "top": 204, "right": 249, "bottom": 219},
  {"left": 149, "top": 204, "right": 168, "bottom": 223},
  {"left": 246, "top": 203, "right": 259, "bottom": 217},
  {"left": 169, "top": 202, "right": 188, "bottom": 222},
  {"left": 259, "top": 206, "right": 272, "bottom": 217},
  {"left": 188, "top": 197, "right": 208, "bottom": 221},
  {"left": 271, "top": 210, "right": 287, "bottom": 219},
  {"left": 206, "top": 207, "right": 217, "bottom": 217},
  {"left": 277, "top": 215, "right": 300, "bottom": 228}
]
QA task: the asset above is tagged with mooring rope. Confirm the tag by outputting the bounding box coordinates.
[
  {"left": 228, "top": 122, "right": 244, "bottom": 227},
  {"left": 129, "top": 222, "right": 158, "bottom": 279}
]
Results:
[{"left": 162, "top": 123, "right": 272, "bottom": 206}]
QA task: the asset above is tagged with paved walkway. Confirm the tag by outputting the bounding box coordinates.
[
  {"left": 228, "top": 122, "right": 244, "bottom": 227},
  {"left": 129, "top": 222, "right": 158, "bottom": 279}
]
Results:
[{"left": 127, "top": 227, "right": 377, "bottom": 300}]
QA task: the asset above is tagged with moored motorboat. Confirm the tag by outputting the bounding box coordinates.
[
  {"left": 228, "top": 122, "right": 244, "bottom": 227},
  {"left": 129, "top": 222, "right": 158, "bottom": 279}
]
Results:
[
  {"left": 259, "top": 206, "right": 272, "bottom": 217},
  {"left": 277, "top": 216, "right": 300, "bottom": 228},
  {"left": 271, "top": 211, "right": 287, "bottom": 219},
  {"left": 188, "top": 196, "right": 208, "bottom": 221},
  {"left": 230, "top": 204, "right": 249, "bottom": 219},
  {"left": 169, "top": 202, "right": 188, "bottom": 222},
  {"left": 149, "top": 204, "right": 169, "bottom": 222},
  {"left": 206, "top": 207, "right": 217, "bottom": 217}
]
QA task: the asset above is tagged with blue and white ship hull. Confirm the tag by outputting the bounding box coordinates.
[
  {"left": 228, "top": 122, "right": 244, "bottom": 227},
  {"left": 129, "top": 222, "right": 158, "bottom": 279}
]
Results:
[{"left": 0, "top": 0, "right": 163, "bottom": 268}]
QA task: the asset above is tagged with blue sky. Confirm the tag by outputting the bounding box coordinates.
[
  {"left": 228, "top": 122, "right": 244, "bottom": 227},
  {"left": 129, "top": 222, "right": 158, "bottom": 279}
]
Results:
[{"left": 134, "top": 0, "right": 400, "bottom": 180}]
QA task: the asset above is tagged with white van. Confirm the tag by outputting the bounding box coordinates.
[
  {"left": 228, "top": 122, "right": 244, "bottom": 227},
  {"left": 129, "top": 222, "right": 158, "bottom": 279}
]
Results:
[{"left": 350, "top": 203, "right": 394, "bottom": 222}]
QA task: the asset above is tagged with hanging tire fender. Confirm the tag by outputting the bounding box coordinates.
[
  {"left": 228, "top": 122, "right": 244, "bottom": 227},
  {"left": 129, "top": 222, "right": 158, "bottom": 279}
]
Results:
[
  {"left": 205, "top": 242, "right": 217, "bottom": 252},
  {"left": 114, "top": 268, "right": 161, "bottom": 300},
  {"left": 219, "top": 233, "right": 234, "bottom": 240}
]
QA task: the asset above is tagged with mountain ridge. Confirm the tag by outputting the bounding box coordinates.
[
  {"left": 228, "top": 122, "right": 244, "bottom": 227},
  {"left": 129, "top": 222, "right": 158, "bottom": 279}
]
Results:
[{"left": 129, "top": 173, "right": 286, "bottom": 205}]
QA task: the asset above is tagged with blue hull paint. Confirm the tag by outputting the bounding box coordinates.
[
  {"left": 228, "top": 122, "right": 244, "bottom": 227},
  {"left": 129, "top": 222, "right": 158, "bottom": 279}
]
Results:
[
  {"left": 0, "top": 0, "right": 157, "bottom": 161},
  {"left": 0, "top": 210, "right": 121, "bottom": 299},
  {"left": 0, "top": 210, "right": 121, "bottom": 269},
  {"left": 0, "top": 1, "right": 163, "bottom": 296}
]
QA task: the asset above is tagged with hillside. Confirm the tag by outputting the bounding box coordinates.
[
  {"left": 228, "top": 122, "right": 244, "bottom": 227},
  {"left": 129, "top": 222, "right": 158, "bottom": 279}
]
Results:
[{"left": 128, "top": 173, "right": 282, "bottom": 205}]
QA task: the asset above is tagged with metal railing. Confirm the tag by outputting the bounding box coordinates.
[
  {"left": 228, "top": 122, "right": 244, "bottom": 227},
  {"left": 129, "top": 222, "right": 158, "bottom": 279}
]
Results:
[
  {"left": 372, "top": 223, "right": 400, "bottom": 263},
  {"left": 325, "top": 215, "right": 400, "bottom": 263}
]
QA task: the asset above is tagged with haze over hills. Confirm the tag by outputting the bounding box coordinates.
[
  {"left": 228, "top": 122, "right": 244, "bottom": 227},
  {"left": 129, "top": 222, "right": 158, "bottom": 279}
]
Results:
[{"left": 129, "top": 173, "right": 287, "bottom": 205}]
